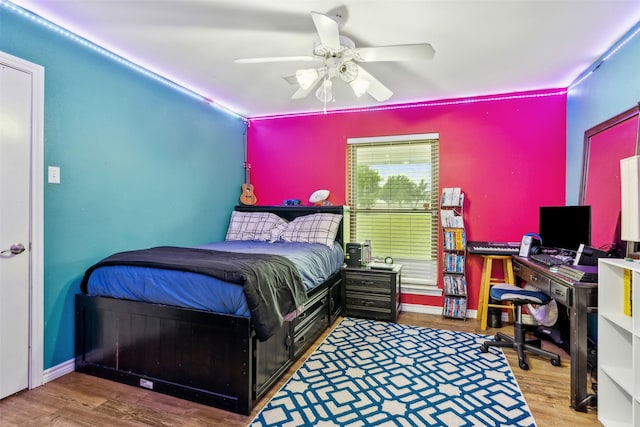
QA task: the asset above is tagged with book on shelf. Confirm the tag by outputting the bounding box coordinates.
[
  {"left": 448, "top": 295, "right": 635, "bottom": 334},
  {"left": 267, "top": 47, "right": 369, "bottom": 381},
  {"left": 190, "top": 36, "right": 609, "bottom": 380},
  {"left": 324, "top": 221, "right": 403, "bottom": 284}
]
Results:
[
  {"left": 443, "top": 253, "right": 465, "bottom": 273},
  {"left": 624, "top": 268, "right": 632, "bottom": 316},
  {"left": 443, "top": 275, "right": 467, "bottom": 296},
  {"left": 440, "top": 210, "right": 464, "bottom": 228},
  {"left": 441, "top": 187, "right": 463, "bottom": 207},
  {"left": 443, "top": 296, "right": 467, "bottom": 318},
  {"left": 443, "top": 228, "right": 466, "bottom": 250}
]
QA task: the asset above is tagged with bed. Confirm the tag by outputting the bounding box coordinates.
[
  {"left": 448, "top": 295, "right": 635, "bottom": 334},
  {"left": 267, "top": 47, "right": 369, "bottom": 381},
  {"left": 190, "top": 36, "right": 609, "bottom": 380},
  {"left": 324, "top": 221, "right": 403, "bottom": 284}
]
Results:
[{"left": 75, "top": 205, "right": 345, "bottom": 415}]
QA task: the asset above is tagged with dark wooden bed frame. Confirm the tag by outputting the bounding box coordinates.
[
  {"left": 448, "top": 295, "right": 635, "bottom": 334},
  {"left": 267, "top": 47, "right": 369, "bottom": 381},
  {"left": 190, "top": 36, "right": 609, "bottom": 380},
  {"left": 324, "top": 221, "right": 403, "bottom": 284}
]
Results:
[{"left": 75, "top": 205, "right": 344, "bottom": 415}]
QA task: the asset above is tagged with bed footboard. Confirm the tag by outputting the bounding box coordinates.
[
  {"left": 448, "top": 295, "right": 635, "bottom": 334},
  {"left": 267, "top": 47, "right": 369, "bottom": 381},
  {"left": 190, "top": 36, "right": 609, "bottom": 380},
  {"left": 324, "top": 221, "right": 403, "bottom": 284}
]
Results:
[{"left": 75, "top": 294, "right": 291, "bottom": 414}]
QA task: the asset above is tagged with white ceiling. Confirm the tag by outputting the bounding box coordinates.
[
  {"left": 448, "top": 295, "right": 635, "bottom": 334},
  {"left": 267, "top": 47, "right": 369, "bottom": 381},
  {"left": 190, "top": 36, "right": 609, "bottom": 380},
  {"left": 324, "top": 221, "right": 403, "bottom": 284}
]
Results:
[{"left": 10, "top": 0, "right": 640, "bottom": 118}]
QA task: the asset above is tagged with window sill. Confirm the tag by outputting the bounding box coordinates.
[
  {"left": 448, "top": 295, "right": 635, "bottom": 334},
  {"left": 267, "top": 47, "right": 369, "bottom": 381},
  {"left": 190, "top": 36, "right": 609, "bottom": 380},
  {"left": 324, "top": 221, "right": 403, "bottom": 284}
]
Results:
[{"left": 401, "top": 283, "right": 442, "bottom": 297}]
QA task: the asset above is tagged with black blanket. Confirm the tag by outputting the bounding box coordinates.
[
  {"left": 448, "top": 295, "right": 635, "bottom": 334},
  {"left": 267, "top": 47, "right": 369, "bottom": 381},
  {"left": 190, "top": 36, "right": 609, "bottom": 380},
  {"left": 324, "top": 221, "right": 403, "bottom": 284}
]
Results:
[{"left": 80, "top": 246, "right": 307, "bottom": 341}]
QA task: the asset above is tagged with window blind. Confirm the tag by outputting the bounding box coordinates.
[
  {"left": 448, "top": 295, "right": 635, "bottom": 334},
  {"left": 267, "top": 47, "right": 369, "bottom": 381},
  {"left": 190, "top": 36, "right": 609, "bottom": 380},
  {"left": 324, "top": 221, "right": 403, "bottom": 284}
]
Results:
[{"left": 347, "top": 135, "right": 440, "bottom": 287}]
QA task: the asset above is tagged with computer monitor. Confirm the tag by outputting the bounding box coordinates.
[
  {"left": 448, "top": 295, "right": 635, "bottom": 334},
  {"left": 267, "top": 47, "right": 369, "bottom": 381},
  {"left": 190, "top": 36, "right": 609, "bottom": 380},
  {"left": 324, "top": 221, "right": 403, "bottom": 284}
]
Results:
[{"left": 539, "top": 205, "right": 591, "bottom": 252}]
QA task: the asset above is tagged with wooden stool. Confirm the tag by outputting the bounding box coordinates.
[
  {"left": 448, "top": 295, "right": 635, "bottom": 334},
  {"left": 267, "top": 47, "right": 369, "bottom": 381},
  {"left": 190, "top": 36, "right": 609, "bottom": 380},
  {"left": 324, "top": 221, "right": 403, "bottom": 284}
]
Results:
[{"left": 477, "top": 255, "right": 516, "bottom": 330}]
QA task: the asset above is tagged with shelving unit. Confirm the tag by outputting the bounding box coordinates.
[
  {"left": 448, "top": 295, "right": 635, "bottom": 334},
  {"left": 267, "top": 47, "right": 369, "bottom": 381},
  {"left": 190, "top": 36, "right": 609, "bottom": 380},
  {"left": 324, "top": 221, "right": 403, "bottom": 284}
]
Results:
[
  {"left": 440, "top": 188, "right": 467, "bottom": 319},
  {"left": 598, "top": 258, "right": 639, "bottom": 427}
]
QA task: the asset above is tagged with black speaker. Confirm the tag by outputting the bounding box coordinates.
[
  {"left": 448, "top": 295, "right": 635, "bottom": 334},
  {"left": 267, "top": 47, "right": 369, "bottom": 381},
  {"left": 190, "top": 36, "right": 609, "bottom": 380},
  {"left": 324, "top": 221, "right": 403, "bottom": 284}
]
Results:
[{"left": 345, "top": 243, "right": 363, "bottom": 267}]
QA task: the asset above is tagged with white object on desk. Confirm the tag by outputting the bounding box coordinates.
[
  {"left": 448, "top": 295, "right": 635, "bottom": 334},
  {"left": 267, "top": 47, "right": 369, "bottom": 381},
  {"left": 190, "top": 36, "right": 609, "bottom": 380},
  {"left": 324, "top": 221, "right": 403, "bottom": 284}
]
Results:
[{"left": 519, "top": 235, "right": 532, "bottom": 257}]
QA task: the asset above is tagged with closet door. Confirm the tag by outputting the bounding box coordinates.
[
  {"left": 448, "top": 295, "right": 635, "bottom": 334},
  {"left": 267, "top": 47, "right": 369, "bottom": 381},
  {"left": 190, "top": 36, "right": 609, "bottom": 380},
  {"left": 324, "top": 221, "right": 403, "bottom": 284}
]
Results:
[{"left": 0, "top": 61, "right": 31, "bottom": 399}]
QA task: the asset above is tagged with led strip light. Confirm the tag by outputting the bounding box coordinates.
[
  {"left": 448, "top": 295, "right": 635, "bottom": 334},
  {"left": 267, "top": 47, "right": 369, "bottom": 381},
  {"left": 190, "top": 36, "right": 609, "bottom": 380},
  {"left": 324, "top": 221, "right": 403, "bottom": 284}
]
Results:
[
  {"left": 249, "top": 90, "right": 568, "bottom": 121},
  {"left": 4, "top": 0, "right": 637, "bottom": 122},
  {"left": 0, "top": 0, "right": 244, "bottom": 120}
]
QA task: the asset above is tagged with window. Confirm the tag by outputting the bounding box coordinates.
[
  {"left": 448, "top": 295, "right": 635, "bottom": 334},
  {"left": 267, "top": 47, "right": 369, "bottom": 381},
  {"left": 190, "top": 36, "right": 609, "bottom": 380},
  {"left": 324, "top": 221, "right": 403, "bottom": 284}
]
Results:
[{"left": 347, "top": 134, "right": 440, "bottom": 292}]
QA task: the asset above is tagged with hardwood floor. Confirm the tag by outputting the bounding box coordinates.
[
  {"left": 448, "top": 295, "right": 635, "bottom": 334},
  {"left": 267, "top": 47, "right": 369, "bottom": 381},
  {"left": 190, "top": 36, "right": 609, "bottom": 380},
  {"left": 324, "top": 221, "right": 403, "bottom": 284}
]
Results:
[{"left": 0, "top": 312, "right": 601, "bottom": 426}]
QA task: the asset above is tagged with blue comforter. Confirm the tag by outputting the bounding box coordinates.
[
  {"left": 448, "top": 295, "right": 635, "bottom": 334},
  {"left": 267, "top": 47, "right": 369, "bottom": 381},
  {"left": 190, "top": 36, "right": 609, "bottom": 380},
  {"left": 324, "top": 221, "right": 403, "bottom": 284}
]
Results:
[{"left": 84, "top": 241, "right": 344, "bottom": 335}]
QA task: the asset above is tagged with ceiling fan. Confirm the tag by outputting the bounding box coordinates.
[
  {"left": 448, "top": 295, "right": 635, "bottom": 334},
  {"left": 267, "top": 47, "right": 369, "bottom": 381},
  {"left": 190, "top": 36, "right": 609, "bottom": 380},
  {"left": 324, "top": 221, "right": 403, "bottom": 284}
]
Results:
[{"left": 234, "top": 11, "right": 435, "bottom": 104}]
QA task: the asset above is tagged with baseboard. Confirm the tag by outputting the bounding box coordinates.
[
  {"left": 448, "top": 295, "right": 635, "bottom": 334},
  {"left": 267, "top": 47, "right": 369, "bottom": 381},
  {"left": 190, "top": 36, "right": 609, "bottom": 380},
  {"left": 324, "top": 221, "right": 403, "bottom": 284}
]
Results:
[
  {"left": 400, "top": 303, "right": 441, "bottom": 315},
  {"left": 401, "top": 303, "right": 479, "bottom": 320},
  {"left": 42, "top": 358, "right": 74, "bottom": 384}
]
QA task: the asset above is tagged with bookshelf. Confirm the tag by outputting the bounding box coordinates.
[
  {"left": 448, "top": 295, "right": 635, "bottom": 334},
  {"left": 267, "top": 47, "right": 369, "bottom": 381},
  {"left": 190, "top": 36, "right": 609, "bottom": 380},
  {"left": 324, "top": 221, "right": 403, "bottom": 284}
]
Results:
[
  {"left": 597, "top": 258, "right": 638, "bottom": 426},
  {"left": 441, "top": 188, "right": 467, "bottom": 319}
]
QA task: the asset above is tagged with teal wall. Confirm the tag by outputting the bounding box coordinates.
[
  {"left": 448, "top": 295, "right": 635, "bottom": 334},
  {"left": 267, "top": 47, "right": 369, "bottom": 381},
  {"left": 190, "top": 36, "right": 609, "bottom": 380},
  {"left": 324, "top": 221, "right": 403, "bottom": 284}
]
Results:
[
  {"left": 566, "top": 22, "right": 640, "bottom": 204},
  {"left": 566, "top": 21, "right": 640, "bottom": 343},
  {"left": 1, "top": 7, "right": 246, "bottom": 368}
]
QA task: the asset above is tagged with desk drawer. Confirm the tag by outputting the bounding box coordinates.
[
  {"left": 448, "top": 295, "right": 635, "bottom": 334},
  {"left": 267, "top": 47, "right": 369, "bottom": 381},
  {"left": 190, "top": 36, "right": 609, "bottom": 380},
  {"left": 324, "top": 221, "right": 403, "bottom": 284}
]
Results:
[
  {"left": 514, "top": 263, "right": 551, "bottom": 294},
  {"left": 550, "top": 282, "right": 571, "bottom": 306}
]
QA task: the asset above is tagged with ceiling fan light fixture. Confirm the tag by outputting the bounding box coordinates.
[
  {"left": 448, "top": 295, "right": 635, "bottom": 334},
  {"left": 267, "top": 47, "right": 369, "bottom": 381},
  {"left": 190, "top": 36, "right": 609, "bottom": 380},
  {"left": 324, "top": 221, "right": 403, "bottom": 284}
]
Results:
[
  {"left": 315, "top": 78, "right": 333, "bottom": 102},
  {"left": 295, "top": 68, "right": 319, "bottom": 90},
  {"left": 338, "top": 61, "right": 358, "bottom": 83},
  {"left": 350, "top": 78, "right": 370, "bottom": 98}
]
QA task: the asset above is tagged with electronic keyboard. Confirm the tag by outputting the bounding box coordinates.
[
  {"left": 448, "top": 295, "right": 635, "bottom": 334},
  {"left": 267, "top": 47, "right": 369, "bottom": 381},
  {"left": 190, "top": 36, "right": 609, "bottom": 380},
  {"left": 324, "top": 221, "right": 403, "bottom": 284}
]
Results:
[{"left": 467, "top": 241, "right": 520, "bottom": 255}]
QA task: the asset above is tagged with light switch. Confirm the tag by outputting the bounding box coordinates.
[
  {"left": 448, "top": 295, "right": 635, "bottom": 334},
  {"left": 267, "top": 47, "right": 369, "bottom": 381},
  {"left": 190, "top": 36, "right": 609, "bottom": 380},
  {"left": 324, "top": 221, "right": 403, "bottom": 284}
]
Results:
[{"left": 48, "top": 166, "right": 60, "bottom": 184}]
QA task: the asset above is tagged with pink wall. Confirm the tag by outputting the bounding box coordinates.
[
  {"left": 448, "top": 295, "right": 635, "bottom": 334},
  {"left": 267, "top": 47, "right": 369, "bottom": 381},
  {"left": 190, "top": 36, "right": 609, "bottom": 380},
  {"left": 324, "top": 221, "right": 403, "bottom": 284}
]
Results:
[{"left": 247, "top": 89, "right": 567, "bottom": 310}]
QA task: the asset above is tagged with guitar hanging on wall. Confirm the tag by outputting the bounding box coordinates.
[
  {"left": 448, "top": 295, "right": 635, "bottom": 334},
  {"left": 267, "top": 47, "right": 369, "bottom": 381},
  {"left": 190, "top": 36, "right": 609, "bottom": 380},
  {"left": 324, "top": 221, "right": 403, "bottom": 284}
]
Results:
[{"left": 240, "top": 162, "right": 257, "bottom": 205}]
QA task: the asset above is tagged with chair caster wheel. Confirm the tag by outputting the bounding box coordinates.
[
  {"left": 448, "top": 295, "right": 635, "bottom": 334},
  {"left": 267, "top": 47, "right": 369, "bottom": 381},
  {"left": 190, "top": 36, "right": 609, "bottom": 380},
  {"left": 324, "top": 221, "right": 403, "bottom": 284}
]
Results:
[
  {"left": 519, "top": 361, "right": 529, "bottom": 370},
  {"left": 480, "top": 343, "right": 488, "bottom": 353},
  {"left": 551, "top": 357, "right": 561, "bottom": 367}
]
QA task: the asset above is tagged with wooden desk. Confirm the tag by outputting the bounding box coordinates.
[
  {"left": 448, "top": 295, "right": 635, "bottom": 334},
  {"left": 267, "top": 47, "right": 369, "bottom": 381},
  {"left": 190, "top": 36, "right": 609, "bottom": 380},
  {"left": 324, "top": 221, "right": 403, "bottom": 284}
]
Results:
[{"left": 512, "top": 256, "right": 598, "bottom": 412}]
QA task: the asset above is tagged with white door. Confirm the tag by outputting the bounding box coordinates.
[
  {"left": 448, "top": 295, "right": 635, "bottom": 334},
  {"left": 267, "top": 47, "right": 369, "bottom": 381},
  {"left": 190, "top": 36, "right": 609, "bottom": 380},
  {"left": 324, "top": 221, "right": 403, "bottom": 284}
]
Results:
[{"left": 0, "top": 61, "right": 32, "bottom": 399}]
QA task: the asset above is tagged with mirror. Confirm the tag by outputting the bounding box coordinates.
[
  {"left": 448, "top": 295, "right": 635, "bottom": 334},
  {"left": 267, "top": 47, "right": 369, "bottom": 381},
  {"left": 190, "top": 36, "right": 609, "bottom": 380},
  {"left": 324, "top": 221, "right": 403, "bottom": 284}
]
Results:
[{"left": 579, "top": 104, "right": 639, "bottom": 254}]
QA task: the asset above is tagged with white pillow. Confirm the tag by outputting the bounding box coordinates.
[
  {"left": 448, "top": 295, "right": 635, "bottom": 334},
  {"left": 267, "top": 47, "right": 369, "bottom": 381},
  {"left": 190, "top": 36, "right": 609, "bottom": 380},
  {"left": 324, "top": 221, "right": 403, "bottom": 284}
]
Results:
[
  {"left": 225, "top": 211, "right": 288, "bottom": 242},
  {"left": 282, "top": 213, "right": 342, "bottom": 247}
]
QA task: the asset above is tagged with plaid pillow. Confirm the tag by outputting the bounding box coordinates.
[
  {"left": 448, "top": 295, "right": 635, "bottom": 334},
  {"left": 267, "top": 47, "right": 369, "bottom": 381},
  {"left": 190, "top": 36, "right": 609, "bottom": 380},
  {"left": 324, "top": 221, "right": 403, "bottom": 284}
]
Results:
[
  {"left": 269, "top": 219, "right": 289, "bottom": 242},
  {"left": 225, "top": 211, "right": 289, "bottom": 241},
  {"left": 282, "top": 213, "right": 342, "bottom": 247}
]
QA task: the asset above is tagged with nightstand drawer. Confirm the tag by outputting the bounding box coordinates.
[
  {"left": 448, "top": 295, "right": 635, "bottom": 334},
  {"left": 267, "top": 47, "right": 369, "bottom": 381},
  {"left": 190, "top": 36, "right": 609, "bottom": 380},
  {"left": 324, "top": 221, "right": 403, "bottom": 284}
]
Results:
[
  {"left": 345, "top": 291, "right": 393, "bottom": 312},
  {"left": 344, "top": 272, "right": 393, "bottom": 293},
  {"left": 345, "top": 295, "right": 395, "bottom": 322}
]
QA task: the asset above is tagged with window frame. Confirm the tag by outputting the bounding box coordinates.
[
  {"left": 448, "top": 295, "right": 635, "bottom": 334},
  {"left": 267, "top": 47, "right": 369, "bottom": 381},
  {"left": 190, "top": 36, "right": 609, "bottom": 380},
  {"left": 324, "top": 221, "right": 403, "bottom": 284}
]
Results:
[{"left": 347, "top": 133, "right": 441, "bottom": 296}]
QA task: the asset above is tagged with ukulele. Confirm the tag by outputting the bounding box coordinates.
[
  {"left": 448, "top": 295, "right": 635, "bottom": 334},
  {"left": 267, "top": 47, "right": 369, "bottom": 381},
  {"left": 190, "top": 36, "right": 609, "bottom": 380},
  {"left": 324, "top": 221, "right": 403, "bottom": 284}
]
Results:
[{"left": 239, "top": 162, "right": 257, "bottom": 205}]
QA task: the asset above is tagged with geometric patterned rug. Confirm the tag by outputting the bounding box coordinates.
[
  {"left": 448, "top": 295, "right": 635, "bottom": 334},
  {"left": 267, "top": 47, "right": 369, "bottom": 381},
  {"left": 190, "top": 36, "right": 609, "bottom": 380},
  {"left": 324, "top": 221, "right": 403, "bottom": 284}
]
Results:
[{"left": 250, "top": 318, "right": 536, "bottom": 427}]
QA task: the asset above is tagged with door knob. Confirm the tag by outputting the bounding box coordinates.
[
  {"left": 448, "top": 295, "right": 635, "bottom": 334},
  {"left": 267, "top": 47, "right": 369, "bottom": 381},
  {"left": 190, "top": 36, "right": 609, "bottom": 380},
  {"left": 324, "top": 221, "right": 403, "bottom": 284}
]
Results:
[{"left": 1, "top": 243, "right": 26, "bottom": 256}]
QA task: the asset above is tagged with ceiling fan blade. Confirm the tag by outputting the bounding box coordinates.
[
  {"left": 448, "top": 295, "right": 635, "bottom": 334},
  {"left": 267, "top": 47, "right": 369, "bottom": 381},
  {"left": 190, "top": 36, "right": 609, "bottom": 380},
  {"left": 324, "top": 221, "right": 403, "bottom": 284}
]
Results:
[
  {"left": 291, "top": 69, "right": 326, "bottom": 99},
  {"left": 354, "top": 44, "right": 435, "bottom": 62},
  {"left": 311, "top": 12, "right": 341, "bottom": 51},
  {"left": 235, "top": 56, "right": 318, "bottom": 64},
  {"left": 282, "top": 75, "right": 298, "bottom": 85},
  {"left": 354, "top": 65, "right": 393, "bottom": 102}
]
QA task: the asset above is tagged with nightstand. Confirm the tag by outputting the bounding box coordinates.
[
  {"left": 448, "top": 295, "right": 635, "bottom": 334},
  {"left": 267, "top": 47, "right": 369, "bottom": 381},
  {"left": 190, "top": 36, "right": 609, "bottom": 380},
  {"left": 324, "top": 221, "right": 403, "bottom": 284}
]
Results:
[{"left": 341, "top": 264, "right": 402, "bottom": 322}]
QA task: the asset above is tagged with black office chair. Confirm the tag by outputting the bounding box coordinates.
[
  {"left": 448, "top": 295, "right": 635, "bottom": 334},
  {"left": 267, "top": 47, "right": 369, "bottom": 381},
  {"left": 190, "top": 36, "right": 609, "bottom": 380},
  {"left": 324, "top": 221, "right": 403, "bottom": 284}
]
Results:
[{"left": 480, "top": 283, "right": 561, "bottom": 370}]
